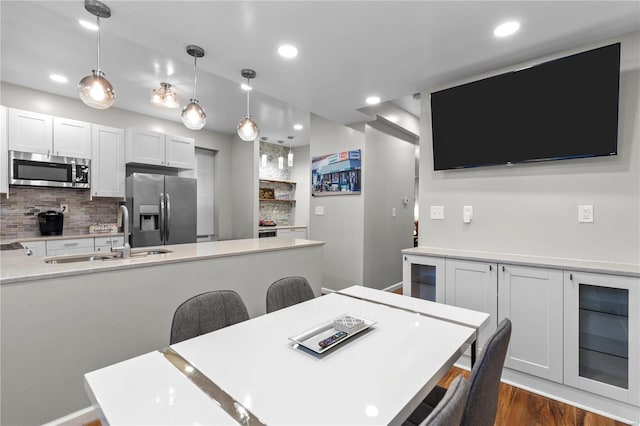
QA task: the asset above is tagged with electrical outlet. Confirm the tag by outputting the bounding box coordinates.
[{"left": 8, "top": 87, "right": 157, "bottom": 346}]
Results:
[
  {"left": 60, "top": 204, "right": 69, "bottom": 213},
  {"left": 430, "top": 206, "right": 444, "bottom": 220},
  {"left": 578, "top": 205, "right": 593, "bottom": 223}
]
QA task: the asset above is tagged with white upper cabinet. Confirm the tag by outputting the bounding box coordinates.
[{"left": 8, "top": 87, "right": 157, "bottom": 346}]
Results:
[
  {"left": 53, "top": 117, "right": 92, "bottom": 158},
  {"left": 92, "top": 125, "right": 125, "bottom": 198},
  {"left": 166, "top": 134, "right": 195, "bottom": 169},
  {"left": 8, "top": 108, "right": 52, "bottom": 154},
  {"left": 1, "top": 106, "right": 8, "bottom": 194},
  {"left": 126, "top": 128, "right": 194, "bottom": 169},
  {"left": 8, "top": 108, "right": 91, "bottom": 159}
]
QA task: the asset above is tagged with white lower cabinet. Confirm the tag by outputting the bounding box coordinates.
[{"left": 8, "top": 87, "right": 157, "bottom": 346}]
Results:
[
  {"left": 445, "top": 259, "right": 497, "bottom": 351},
  {"left": 277, "top": 227, "right": 307, "bottom": 239},
  {"left": 498, "top": 264, "right": 564, "bottom": 383},
  {"left": 46, "top": 238, "right": 94, "bottom": 256},
  {"left": 21, "top": 240, "right": 45, "bottom": 257},
  {"left": 564, "top": 271, "right": 639, "bottom": 405},
  {"left": 402, "top": 254, "right": 446, "bottom": 303},
  {"left": 94, "top": 236, "right": 124, "bottom": 252}
]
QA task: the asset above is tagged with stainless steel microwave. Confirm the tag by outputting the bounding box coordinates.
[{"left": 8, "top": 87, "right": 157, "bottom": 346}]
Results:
[{"left": 10, "top": 151, "right": 90, "bottom": 189}]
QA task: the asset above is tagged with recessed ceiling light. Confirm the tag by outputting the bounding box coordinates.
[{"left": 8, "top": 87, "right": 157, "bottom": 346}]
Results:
[
  {"left": 366, "top": 96, "right": 381, "bottom": 105},
  {"left": 49, "top": 74, "right": 68, "bottom": 83},
  {"left": 494, "top": 21, "right": 520, "bottom": 37},
  {"left": 278, "top": 44, "right": 298, "bottom": 59},
  {"left": 293, "top": 124, "right": 303, "bottom": 130},
  {"left": 78, "top": 19, "right": 99, "bottom": 31}
]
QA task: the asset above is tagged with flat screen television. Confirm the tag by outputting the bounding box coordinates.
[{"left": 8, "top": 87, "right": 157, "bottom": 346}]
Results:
[{"left": 430, "top": 43, "right": 620, "bottom": 170}]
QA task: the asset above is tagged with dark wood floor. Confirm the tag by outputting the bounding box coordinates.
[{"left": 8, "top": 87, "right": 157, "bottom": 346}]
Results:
[{"left": 438, "top": 367, "right": 629, "bottom": 426}]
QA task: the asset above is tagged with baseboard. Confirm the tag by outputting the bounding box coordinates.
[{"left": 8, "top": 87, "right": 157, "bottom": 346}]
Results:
[{"left": 42, "top": 406, "right": 98, "bottom": 426}]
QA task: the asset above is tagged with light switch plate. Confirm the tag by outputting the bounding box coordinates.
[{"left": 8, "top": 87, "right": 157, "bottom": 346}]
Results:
[
  {"left": 315, "top": 206, "right": 325, "bottom": 216},
  {"left": 430, "top": 206, "right": 444, "bottom": 220},
  {"left": 463, "top": 205, "right": 473, "bottom": 223},
  {"left": 578, "top": 205, "right": 593, "bottom": 223}
]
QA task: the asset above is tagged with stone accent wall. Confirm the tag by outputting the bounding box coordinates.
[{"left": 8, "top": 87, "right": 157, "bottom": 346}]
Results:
[
  {"left": 259, "top": 142, "right": 295, "bottom": 225},
  {"left": 0, "top": 187, "right": 121, "bottom": 239}
]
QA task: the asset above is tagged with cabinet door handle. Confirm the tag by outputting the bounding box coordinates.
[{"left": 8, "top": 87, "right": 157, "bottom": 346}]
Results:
[
  {"left": 502, "top": 266, "right": 506, "bottom": 272},
  {"left": 63, "top": 242, "right": 79, "bottom": 247},
  {"left": 489, "top": 265, "right": 493, "bottom": 271},
  {"left": 570, "top": 273, "right": 573, "bottom": 281}
]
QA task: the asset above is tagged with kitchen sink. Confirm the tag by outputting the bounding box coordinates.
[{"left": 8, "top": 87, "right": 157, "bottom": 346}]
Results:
[{"left": 44, "top": 248, "right": 172, "bottom": 264}]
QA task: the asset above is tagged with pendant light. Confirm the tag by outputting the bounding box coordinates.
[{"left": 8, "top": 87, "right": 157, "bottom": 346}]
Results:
[
  {"left": 181, "top": 45, "right": 206, "bottom": 130},
  {"left": 151, "top": 82, "right": 180, "bottom": 109},
  {"left": 78, "top": 0, "right": 115, "bottom": 109},
  {"left": 287, "top": 136, "right": 294, "bottom": 167},
  {"left": 237, "top": 69, "right": 259, "bottom": 141}
]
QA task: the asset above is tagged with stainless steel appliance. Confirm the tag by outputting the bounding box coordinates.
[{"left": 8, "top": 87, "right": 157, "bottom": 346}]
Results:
[
  {"left": 38, "top": 210, "right": 64, "bottom": 236},
  {"left": 126, "top": 173, "right": 196, "bottom": 248},
  {"left": 10, "top": 151, "right": 90, "bottom": 188}
]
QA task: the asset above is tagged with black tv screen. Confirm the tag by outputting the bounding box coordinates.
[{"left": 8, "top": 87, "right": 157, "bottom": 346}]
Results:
[{"left": 431, "top": 43, "right": 620, "bottom": 170}]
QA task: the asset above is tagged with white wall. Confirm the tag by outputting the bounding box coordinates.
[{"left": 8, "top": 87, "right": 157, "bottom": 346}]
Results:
[
  {"left": 0, "top": 82, "right": 236, "bottom": 239},
  {"left": 419, "top": 33, "right": 640, "bottom": 264},
  {"left": 363, "top": 124, "right": 416, "bottom": 289},
  {"left": 309, "top": 114, "right": 365, "bottom": 290},
  {"left": 291, "top": 144, "right": 311, "bottom": 227}
]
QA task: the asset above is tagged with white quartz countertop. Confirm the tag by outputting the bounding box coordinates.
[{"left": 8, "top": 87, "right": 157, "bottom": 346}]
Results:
[
  {"left": 1, "top": 233, "right": 124, "bottom": 244},
  {"left": 1, "top": 238, "right": 324, "bottom": 285},
  {"left": 402, "top": 246, "right": 640, "bottom": 277},
  {"left": 258, "top": 225, "right": 307, "bottom": 230}
]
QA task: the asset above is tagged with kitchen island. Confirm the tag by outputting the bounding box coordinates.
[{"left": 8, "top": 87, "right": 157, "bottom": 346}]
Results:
[{"left": 0, "top": 238, "right": 324, "bottom": 426}]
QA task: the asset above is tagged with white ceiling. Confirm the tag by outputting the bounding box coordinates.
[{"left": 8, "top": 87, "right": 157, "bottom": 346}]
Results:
[{"left": 1, "top": 1, "right": 639, "bottom": 147}]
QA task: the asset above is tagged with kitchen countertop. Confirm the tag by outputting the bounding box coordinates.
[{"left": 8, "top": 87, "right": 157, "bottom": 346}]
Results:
[
  {"left": 402, "top": 246, "right": 640, "bottom": 277},
  {"left": 1, "top": 238, "right": 325, "bottom": 285},
  {"left": 258, "top": 225, "right": 307, "bottom": 230}
]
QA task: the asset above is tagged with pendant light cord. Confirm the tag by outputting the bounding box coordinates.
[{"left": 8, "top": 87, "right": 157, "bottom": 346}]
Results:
[
  {"left": 245, "top": 77, "right": 251, "bottom": 116},
  {"left": 96, "top": 15, "right": 101, "bottom": 71},
  {"left": 192, "top": 56, "right": 198, "bottom": 100}
]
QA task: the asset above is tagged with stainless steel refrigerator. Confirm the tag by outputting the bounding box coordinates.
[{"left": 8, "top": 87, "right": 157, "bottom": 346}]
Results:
[{"left": 126, "top": 173, "right": 197, "bottom": 248}]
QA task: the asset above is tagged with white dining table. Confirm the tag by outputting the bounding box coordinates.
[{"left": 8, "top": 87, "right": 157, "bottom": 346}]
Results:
[{"left": 85, "top": 287, "right": 487, "bottom": 426}]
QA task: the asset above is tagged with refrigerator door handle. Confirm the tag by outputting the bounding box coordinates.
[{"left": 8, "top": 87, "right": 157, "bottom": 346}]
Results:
[
  {"left": 166, "top": 193, "right": 171, "bottom": 242},
  {"left": 159, "top": 193, "right": 165, "bottom": 241}
]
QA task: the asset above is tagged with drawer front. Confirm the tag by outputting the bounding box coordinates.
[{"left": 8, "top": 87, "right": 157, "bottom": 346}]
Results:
[
  {"left": 94, "top": 236, "right": 124, "bottom": 248},
  {"left": 46, "top": 238, "right": 94, "bottom": 255}
]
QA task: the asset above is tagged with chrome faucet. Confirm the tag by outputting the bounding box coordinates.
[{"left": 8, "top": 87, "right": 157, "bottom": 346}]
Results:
[{"left": 111, "top": 205, "right": 131, "bottom": 258}]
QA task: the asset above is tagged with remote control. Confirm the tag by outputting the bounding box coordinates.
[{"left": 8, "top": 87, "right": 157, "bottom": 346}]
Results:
[{"left": 318, "top": 331, "right": 348, "bottom": 348}]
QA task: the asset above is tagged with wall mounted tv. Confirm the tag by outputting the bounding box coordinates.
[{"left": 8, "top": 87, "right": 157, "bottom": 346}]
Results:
[{"left": 430, "top": 43, "right": 620, "bottom": 171}]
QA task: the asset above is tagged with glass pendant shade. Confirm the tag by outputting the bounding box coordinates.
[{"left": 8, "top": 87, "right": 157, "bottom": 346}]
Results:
[
  {"left": 181, "top": 99, "right": 206, "bottom": 130},
  {"left": 237, "top": 116, "right": 259, "bottom": 141},
  {"left": 288, "top": 151, "right": 294, "bottom": 167},
  {"left": 78, "top": 70, "right": 115, "bottom": 109},
  {"left": 278, "top": 156, "right": 284, "bottom": 169}
]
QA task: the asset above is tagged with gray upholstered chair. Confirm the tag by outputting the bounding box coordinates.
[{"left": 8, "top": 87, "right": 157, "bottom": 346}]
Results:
[
  {"left": 420, "top": 375, "right": 469, "bottom": 426},
  {"left": 170, "top": 290, "right": 250, "bottom": 344},
  {"left": 405, "top": 318, "right": 512, "bottom": 426},
  {"left": 266, "top": 276, "right": 315, "bottom": 313}
]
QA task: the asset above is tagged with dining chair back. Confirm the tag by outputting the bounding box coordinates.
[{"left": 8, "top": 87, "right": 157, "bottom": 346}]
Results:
[
  {"left": 170, "top": 290, "right": 250, "bottom": 344},
  {"left": 461, "top": 317, "right": 512, "bottom": 426},
  {"left": 420, "top": 375, "right": 469, "bottom": 426},
  {"left": 266, "top": 276, "right": 315, "bottom": 313}
]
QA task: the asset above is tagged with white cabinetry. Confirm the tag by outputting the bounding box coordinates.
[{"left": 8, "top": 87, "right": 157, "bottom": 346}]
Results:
[
  {"left": 445, "top": 259, "right": 498, "bottom": 351},
  {"left": 402, "top": 254, "right": 446, "bottom": 303},
  {"left": 8, "top": 109, "right": 91, "bottom": 158},
  {"left": 52, "top": 117, "right": 91, "bottom": 158},
  {"left": 499, "top": 264, "right": 564, "bottom": 383},
  {"left": 564, "top": 271, "right": 639, "bottom": 405},
  {"left": 21, "top": 240, "right": 46, "bottom": 257},
  {"left": 1, "top": 106, "right": 8, "bottom": 194},
  {"left": 46, "top": 238, "right": 95, "bottom": 256},
  {"left": 8, "top": 109, "right": 52, "bottom": 154},
  {"left": 125, "top": 128, "right": 194, "bottom": 169},
  {"left": 94, "top": 236, "right": 124, "bottom": 252},
  {"left": 92, "top": 125, "right": 125, "bottom": 197},
  {"left": 277, "top": 227, "right": 307, "bottom": 239}
]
